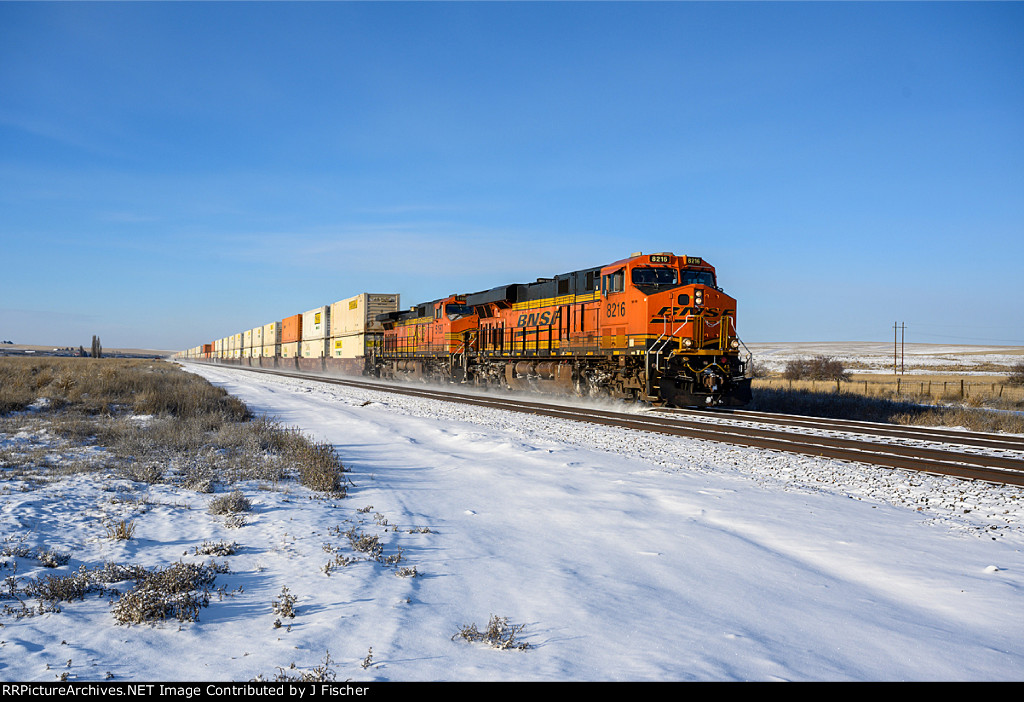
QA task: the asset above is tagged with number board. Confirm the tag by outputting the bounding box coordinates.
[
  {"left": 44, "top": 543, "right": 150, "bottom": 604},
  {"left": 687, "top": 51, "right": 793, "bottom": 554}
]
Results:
[
  {"left": 685, "top": 256, "right": 703, "bottom": 265},
  {"left": 649, "top": 255, "right": 671, "bottom": 263}
]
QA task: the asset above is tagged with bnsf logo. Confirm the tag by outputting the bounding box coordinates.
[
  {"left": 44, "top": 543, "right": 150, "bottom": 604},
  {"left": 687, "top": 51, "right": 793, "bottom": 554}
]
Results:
[
  {"left": 516, "top": 311, "right": 558, "bottom": 326},
  {"left": 653, "top": 306, "right": 721, "bottom": 319}
]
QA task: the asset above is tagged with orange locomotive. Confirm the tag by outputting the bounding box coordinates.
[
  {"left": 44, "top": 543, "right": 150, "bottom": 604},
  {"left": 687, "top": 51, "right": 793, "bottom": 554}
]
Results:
[{"left": 373, "top": 252, "right": 751, "bottom": 407}]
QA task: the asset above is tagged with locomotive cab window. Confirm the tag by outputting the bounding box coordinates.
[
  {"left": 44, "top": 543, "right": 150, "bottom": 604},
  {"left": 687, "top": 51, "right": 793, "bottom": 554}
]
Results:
[
  {"left": 602, "top": 269, "right": 625, "bottom": 294},
  {"left": 445, "top": 303, "right": 473, "bottom": 321}
]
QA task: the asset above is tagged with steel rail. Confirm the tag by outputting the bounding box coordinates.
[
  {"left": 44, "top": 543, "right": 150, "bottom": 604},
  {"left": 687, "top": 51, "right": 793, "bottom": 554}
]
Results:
[{"left": 653, "top": 406, "right": 1024, "bottom": 453}]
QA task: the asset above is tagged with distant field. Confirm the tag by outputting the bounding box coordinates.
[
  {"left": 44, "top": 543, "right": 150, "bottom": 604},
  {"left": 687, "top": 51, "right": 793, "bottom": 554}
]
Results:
[
  {"left": 748, "top": 341, "right": 1024, "bottom": 375},
  {"left": 746, "top": 342, "right": 1024, "bottom": 420},
  {"left": 0, "top": 343, "right": 172, "bottom": 357}
]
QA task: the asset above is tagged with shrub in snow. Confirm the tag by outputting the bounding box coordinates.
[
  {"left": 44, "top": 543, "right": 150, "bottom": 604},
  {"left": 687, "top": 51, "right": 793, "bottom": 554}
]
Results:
[
  {"left": 105, "top": 519, "right": 136, "bottom": 541},
  {"left": 253, "top": 652, "right": 337, "bottom": 683},
  {"left": 345, "top": 527, "right": 383, "bottom": 561},
  {"left": 452, "top": 615, "right": 530, "bottom": 650},
  {"left": 272, "top": 586, "right": 297, "bottom": 619},
  {"left": 295, "top": 440, "right": 346, "bottom": 495},
  {"left": 193, "top": 540, "right": 238, "bottom": 556},
  {"left": 208, "top": 490, "right": 251, "bottom": 515},
  {"left": 110, "top": 561, "right": 227, "bottom": 625}
]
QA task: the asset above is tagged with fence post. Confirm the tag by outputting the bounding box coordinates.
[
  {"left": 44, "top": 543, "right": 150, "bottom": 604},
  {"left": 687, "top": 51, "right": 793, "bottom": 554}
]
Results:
[{"left": 960, "top": 379, "right": 965, "bottom": 398}]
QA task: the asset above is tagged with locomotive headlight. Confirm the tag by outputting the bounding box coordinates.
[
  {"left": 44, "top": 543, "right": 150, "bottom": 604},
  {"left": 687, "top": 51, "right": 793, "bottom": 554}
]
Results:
[
  {"left": 730, "top": 339, "right": 740, "bottom": 349},
  {"left": 694, "top": 289, "right": 704, "bottom": 305},
  {"left": 682, "top": 338, "right": 693, "bottom": 348}
]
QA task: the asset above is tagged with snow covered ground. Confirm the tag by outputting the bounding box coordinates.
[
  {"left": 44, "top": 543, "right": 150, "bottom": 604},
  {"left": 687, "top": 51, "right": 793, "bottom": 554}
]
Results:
[
  {"left": 748, "top": 341, "right": 1024, "bottom": 375},
  {"left": 3, "top": 363, "right": 1024, "bottom": 682}
]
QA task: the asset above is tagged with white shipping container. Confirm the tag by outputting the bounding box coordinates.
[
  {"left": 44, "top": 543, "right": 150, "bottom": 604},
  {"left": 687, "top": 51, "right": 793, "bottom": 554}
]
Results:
[
  {"left": 263, "top": 322, "right": 281, "bottom": 345},
  {"left": 329, "top": 333, "right": 382, "bottom": 359},
  {"left": 262, "top": 344, "right": 279, "bottom": 358},
  {"left": 281, "top": 341, "right": 299, "bottom": 358},
  {"left": 244, "top": 329, "right": 253, "bottom": 349},
  {"left": 251, "top": 327, "right": 263, "bottom": 358},
  {"left": 330, "top": 293, "right": 400, "bottom": 337},
  {"left": 301, "top": 339, "right": 329, "bottom": 358},
  {"left": 302, "top": 306, "right": 331, "bottom": 341}
]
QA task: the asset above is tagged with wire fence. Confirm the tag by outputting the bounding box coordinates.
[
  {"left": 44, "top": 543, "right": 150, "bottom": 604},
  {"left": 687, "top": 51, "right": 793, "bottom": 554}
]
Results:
[{"left": 753, "top": 377, "right": 1024, "bottom": 404}]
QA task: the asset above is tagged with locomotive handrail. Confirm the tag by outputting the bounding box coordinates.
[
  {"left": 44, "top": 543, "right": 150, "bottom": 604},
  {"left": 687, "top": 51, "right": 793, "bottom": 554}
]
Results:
[{"left": 645, "top": 320, "right": 688, "bottom": 398}]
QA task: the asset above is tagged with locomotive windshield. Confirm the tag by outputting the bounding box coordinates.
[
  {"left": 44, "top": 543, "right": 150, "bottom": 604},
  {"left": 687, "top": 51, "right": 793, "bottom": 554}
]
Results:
[
  {"left": 632, "top": 268, "right": 678, "bottom": 287},
  {"left": 679, "top": 269, "right": 716, "bottom": 287}
]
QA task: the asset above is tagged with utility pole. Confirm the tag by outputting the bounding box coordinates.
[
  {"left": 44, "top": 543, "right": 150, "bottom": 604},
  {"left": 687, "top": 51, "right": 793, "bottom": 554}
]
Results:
[
  {"left": 901, "top": 322, "right": 905, "bottom": 375},
  {"left": 893, "top": 322, "right": 905, "bottom": 375},
  {"left": 892, "top": 325, "right": 909, "bottom": 376}
]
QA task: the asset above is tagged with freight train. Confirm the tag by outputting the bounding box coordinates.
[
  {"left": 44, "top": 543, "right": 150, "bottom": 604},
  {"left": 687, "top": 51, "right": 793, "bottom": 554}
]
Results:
[{"left": 176, "top": 251, "right": 752, "bottom": 407}]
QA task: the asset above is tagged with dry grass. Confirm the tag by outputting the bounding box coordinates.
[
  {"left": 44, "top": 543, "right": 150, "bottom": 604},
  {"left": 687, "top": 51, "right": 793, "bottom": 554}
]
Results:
[
  {"left": 105, "top": 520, "right": 137, "bottom": 541},
  {"left": 0, "top": 358, "right": 347, "bottom": 495},
  {"left": 8, "top": 560, "right": 229, "bottom": 625},
  {"left": 0, "top": 357, "right": 249, "bottom": 419},
  {"left": 750, "top": 382, "right": 1024, "bottom": 434},
  {"left": 755, "top": 374, "right": 1024, "bottom": 406}
]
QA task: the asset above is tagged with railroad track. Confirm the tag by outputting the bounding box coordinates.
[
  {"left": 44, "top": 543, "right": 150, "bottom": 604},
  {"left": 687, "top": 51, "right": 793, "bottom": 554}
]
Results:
[
  {"left": 199, "top": 363, "right": 1024, "bottom": 488},
  {"left": 652, "top": 406, "right": 1024, "bottom": 454}
]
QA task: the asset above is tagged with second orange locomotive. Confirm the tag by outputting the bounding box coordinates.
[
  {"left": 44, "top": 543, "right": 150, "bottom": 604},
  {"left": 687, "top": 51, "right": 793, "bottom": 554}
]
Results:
[{"left": 373, "top": 251, "right": 751, "bottom": 407}]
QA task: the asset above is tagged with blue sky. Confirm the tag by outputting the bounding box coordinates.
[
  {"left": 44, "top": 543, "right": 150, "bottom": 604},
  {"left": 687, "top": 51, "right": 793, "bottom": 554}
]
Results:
[{"left": 2, "top": 2, "right": 1022, "bottom": 351}]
